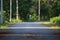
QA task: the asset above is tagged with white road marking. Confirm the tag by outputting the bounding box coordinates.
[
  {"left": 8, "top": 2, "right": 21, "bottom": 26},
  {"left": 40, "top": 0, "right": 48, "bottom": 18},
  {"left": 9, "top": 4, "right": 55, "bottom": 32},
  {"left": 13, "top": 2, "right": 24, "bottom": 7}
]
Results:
[{"left": 3, "top": 27, "right": 60, "bottom": 29}]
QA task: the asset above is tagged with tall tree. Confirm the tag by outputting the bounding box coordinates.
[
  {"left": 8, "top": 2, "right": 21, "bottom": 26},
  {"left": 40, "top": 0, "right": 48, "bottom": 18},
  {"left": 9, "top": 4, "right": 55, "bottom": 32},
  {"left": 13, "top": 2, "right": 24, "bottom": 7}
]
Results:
[
  {"left": 10, "top": 0, "right": 12, "bottom": 22},
  {"left": 16, "top": 0, "right": 18, "bottom": 20},
  {"left": 38, "top": 0, "right": 40, "bottom": 21},
  {"left": 0, "top": 0, "right": 3, "bottom": 24}
]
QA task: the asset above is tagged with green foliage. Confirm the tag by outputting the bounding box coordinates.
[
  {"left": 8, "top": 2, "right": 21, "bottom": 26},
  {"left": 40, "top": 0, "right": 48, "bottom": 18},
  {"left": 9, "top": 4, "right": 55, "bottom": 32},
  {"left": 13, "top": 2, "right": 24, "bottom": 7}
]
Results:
[
  {"left": 40, "top": 0, "right": 60, "bottom": 21},
  {"left": 2, "top": 0, "right": 38, "bottom": 22},
  {"left": 11, "top": 19, "right": 22, "bottom": 23},
  {"left": 30, "top": 13, "right": 38, "bottom": 21},
  {"left": 1, "top": 0, "right": 60, "bottom": 22},
  {"left": 50, "top": 16, "right": 60, "bottom": 26}
]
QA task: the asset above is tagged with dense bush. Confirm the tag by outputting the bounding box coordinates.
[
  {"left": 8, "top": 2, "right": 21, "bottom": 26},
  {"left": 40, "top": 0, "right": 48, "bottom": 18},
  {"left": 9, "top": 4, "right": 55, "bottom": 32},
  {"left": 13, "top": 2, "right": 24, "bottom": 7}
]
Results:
[{"left": 50, "top": 16, "right": 60, "bottom": 26}]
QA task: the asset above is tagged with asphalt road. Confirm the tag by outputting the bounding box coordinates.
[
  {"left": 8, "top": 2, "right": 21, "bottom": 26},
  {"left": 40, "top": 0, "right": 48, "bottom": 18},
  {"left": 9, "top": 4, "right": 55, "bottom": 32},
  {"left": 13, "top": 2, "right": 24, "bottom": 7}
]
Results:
[{"left": 0, "top": 22, "right": 60, "bottom": 40}]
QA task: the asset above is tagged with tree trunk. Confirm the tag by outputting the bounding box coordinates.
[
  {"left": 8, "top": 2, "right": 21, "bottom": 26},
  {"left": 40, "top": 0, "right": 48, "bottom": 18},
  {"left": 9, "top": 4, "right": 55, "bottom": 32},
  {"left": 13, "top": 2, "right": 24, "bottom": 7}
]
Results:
[
  {"left": 38, "top": 0, "right": 40, "bottom": 21},
  {"left": 0, "top": 0, "right": 3, "bottom": 24},
  {"left": 10, "top": 0, "right": 12, "bottom": 22},
  {"left": 16, "top": 0, "right": 19, "bottom": 20}
]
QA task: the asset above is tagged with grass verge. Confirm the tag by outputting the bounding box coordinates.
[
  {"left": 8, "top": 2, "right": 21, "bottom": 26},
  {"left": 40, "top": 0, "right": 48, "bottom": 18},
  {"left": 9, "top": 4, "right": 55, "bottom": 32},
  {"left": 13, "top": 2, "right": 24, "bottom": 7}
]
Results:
[
  {"left": 41, "top": 21, "right": 60, "bottom": 29},
  {"left": 0, "top": 23, "right": 9, "bottom": 29},
  {"left": 0, "top": 19, "right": 22, "bottom": 29}
]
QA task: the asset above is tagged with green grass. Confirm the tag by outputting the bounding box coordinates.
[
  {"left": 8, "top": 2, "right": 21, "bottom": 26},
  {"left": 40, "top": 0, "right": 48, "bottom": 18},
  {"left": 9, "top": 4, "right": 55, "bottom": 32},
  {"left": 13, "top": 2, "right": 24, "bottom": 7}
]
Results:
[
  {"left": 41, "top": 21, "right": 60, "bottom": 29},
  {"left": 0, "top": 23, "right": 9, "bottom": 29},
  {"left": 0, "top": 19, "right": 22, "bottom": 29}
]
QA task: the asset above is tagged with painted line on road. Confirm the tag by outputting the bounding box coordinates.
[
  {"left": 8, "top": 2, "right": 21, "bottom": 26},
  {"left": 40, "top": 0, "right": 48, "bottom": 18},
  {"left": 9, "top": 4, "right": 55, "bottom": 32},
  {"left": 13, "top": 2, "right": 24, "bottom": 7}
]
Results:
[
  {"left": 0, "top": 27, "right": 60, "bottom": 29},
  {"left": 0, "top": 27, "right": 53, "bottom": 29}
]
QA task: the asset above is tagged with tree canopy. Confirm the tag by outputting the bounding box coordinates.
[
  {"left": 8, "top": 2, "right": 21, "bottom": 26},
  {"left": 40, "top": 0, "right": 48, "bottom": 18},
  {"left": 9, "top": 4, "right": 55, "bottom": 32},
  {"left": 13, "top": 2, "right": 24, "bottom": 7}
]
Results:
[{"left": 0, "top": 0, "right": 60, "bottom": 23}]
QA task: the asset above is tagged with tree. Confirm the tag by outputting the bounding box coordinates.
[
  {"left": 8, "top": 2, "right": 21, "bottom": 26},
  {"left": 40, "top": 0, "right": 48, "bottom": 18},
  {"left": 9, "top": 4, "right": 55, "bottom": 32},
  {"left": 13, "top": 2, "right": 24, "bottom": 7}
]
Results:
[
  {"left": 38, "top": 0, "right": 40, "bottom": 21},
  {"left": 16, "top": 0, "right": 18, "bottom": 20},
  {"left": 3, "top": 0, "right": 60, "bottom": 22},
  {"left": 0, "top": 0, "right": 3, "bottom": 24},
  {"left": 10, "top": 0, "right": 12, "bottom": 22}
]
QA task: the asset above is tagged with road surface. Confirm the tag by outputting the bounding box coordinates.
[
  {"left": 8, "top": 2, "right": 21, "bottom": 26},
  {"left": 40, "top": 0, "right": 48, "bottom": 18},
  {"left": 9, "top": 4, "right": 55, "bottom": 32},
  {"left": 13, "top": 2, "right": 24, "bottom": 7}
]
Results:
[{"left": 0, "top": 22, "right": 60, "bottom": 40}]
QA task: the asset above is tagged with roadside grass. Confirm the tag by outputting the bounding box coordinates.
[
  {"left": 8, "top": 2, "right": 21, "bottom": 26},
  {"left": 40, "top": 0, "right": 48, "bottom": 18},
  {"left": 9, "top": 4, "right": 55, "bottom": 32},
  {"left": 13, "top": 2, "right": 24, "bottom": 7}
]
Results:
[
  {"left": 41, "top": 21, "right": 60, "bottom": 29},
  {"left": 0, "top": 19, "right": 22, "bottom": 29},
  {"left": 0, "top": 23, "right": 9, "bottom": 29},
  {"left": 0, "top": 20, "right": 60, "bottom": 29}
]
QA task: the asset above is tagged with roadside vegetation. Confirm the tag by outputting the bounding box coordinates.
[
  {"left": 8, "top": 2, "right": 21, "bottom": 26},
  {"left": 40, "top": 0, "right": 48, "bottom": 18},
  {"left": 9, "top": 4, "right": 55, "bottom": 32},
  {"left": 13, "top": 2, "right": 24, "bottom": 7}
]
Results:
[
  {"left": 0, "top": 19, "right": 22, "bottom": 29},
  {"left": 41, "top": 16, "right": 60, "bottom": 29}
]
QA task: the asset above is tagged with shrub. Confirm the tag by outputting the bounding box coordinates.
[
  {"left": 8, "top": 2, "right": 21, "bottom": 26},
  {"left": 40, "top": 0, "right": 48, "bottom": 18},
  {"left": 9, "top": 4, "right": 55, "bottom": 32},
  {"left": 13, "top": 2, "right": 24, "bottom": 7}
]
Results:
[
  {"left": 50, "top": 16, "right": 60, "bottom": 26},
  {"left": 29, "top": 13, "right": 38, "bottom": 22},
  {"left": 11, "top": 19, "right": 22, "bottom": 23}
]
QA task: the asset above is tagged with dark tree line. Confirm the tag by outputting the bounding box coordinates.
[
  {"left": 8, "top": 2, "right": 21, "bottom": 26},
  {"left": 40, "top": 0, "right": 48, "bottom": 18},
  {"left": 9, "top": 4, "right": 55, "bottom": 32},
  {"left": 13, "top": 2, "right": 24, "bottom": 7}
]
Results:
[
  {"left": 2, "top": 0, "right": 38, "bottom": 22},
  {"left": 40, "top": 0, "right": 60, "bottom": 20},
  {"left": 0, "top": 0, "right": 60, "bottom": 22}
]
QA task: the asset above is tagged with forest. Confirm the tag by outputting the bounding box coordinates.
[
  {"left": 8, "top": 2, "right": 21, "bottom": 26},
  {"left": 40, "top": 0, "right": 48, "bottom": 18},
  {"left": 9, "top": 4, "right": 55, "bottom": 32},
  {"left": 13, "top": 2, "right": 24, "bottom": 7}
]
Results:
[{"left": 0, "top": 0, "right": 60, "bottom": 27}]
